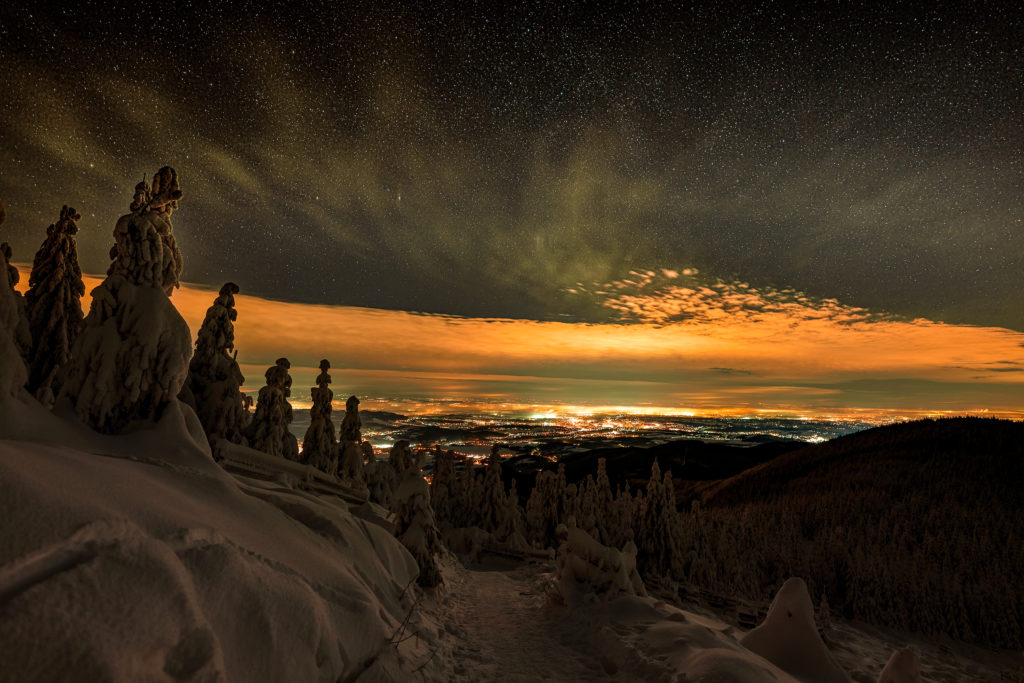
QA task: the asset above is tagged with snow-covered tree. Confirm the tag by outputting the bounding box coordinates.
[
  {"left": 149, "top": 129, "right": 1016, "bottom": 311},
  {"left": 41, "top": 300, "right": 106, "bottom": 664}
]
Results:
[
  {"left": 389, "top": 439, "right": 414, "bottom": 475},
  {"left": 0, "top": 199, "right": 31, "bottom": 397},
  {"left": 112, "top": 168, "right": 184, "bottom": 295},
  {"left": 634, "top": 460, "right": 683, "bottom": 580},
  {"left": 430, "top": 446, "right": 457, "bottom": 528},
  {"left": 607, "top": 483, "right": 636, "bottom": 550},
  {"left": 495, "top": 478, "right": 528, "bottom": 550},
  {"left": 364, "top": 441, "right": 396, "bottom": 508},
  {"left": 478, "top": 446, "right": 508, "bottom": 534},
  {"left": 555, "top": 517, "right": 646, "bottom": 607},
  {"left": 185, "top": 282, "right": 249, "bottom": 446},
  {"left": 59, "top": 167, "right": 192, "bottom": 433},
  {"left": 338, "top": 395, "right": 364, "bottom": 480},
  {"left": 339, "top": 394, "right": 361, "bottom": 443},
  {"left": 301, "top": 359, "right": 337, "bottom": 472},
  {"left": 392, "top": 450, "right": 443, "bottom": 587},
  {"left": 246, "top": 357, "right": 299, "bottom": 459},
  {"left": 525, "top": 469, "right": 562, "bottom": 549},
  {"left": 592, "top": 458, "right": 615, "bottom": 544},
  {"left": 24, "top": 205, "right": 86, "bottom": 399},
  {"left": 577, "top": 474, "right": 599, "bottom": 538}
]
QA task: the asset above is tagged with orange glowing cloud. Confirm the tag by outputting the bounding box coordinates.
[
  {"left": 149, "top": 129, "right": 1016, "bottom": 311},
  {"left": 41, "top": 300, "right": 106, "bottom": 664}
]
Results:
[{"left": 14, "top": 265, "right": 1024, "bottom": 416}]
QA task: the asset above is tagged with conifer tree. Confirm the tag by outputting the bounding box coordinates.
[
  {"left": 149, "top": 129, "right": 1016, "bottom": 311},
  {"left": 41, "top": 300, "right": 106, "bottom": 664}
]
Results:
[
  {"left": 0, "top": 199, "right": 31, "bottom": 395},
  {"left": 59, "top": 167, "right": 191, "bottom": 433},
  {"left": 246, "top": 357, "right": 299, "bottom": 459},
  {"left": 496, "top": 478, "right": 528, "bottom": 549},
  {"left": 525, "top": 469, "right": 562, "bottom": 549},
  {"left": 185, "top": 282, "right": 248, "bottom": 446},
  {"left": 430, "top": 446, "right": 457, "bottom": 528},
  {"left": 364, "top": 441, "right": 396, "bottom": 508},
  {"left": 479, "top": 445, "right": 508, "bottom": 533},
  {"left": 338, "top": 395, "right": 364, "bottom": 480},
  {"left": 635, "top": 460, "right": 683, "bottom": 580},
  {"left": 392, "top": 450, "right": 443, "bottom": 587},
  {"left": 593, "top": 458, "right": 616, "bottom": 544},
  {"left": 301, "top": 359, "right": 337, "bottom": 472},
  {"left": 24, "top": 205, "right": 85, "bottom": 399}
]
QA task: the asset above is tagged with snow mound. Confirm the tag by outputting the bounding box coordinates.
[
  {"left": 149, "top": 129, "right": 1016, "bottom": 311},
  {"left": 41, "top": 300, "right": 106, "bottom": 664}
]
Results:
[
  {"left": 0, "top": 399, "right": 424, "bottom": 682},
  {"left": 877, "top": 648, "right": 921, "bottom": 683},
  {"left": 739, "top": 577, "right": 849, "bottom": 682},
  {"left": 554, "top": 518, "right": 646, "bottom": 607}
]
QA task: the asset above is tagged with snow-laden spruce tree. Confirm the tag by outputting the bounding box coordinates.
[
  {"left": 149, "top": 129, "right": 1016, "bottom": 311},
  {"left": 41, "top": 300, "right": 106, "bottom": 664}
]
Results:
[
  {"left": 185, "top": 282, "right": 249, "bottom": 446},
  {"left": 429, "top": 446, "right": 457, "bottom": 528},
  {"left": 246, "top": 357, "right": 299, "bottom": 459},
  {"left": 59, "top": 168, "right": 192, "bottom": 433},
  {"left": 606, "top": 483, "right": 636, "bottom": 550},
  {"left": 389, "top": 439, "right": 414, "bottom": 475},
  {"left": 592, "top": 458, "right": 616, "bottom": 544},
  {"left": 577, "top": 474, "right": 600, "bottom": 539},
  {"left": 24, "top": 205, "right": 86, "bottom": 399},
  {"left": 338, "top": 394, "right": 364, "bottom": 480},
  {"left": 478, "top": 445, "right": 508, "bottom": 534},
  {"left": 495, "top": 478, "right": 529, "bottom": 550},
  {"left": 364, "top": 441, "right": 396, "bottom": 507},
  {"left": 634, "top": 460, "right": 684, "bottom": 580},
  {"left": 526, "top": 469, "right": 562, "bottom": 549},
  {"left": 391, "top": 449, "right": 443, "bottom": 587},
  {"left": 0, "top": 199, "right": 32, "bottom": 397},
  {"left": 301, "top": 359, "right": 337, "bottom": 472}
]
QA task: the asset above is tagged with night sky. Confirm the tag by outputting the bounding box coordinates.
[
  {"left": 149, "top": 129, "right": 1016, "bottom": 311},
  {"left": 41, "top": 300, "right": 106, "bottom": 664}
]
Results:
[{"left": 1, "top": 1, "right": 1021, "bottom": 330}]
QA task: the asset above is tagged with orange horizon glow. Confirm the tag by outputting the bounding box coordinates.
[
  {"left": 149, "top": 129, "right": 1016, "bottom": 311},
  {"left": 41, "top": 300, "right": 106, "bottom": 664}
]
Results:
[{"left": 14, "top": 264, "right": 1024, "bottom": 418}]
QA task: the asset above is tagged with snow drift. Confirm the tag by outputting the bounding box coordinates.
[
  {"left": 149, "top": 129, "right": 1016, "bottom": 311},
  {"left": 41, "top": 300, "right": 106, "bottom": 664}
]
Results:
[{"left": 0, "top": 395, "right": 422, "bottom": 682}]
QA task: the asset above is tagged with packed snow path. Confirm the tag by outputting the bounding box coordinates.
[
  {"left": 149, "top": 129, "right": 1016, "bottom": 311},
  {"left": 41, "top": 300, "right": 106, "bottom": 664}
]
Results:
[{"left": 433, "top": 559, "right": 635, "bottom": 682}]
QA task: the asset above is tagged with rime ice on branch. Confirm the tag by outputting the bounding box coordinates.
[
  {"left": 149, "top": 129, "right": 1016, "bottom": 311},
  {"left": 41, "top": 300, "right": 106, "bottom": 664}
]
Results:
[
  {"left": 186, "top": 282, "right": 249, "bottom": 446},
  {"left": 0, "top": 199, "right": 32, "bottom": 396},
  {"left": 246, "top": 357, "right": 299, "bottom": 460},
  {"left": 58, "top": 168, "right": 192, "bottom": 433},
  {"left": 25, "top": 205, "right": 86, "bottom": 399},
  {"left": 302, "top": 359, "right": 338, "bottom": 473}
]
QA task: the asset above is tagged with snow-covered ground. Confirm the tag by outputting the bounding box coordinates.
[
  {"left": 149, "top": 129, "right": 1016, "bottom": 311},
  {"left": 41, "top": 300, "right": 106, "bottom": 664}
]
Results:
[
  {"left": 1, "top": 395, "right": 1021, "bottom": 682},
  {"left": 0, "top": 396, "right": 425, "bottom": 682}
]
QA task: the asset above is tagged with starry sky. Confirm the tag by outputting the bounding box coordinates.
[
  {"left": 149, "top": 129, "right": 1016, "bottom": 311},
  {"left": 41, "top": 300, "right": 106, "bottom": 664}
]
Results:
[
  {"left": 2, "top": 1, "right": 1021, "bottom": 328},
  {"left": 2, "top": 2, "right": 1023, "bottom": 415}
]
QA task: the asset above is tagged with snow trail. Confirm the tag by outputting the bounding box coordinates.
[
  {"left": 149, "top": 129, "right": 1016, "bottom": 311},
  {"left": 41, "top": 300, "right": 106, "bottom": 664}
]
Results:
[{"left": 436, "top": 560, "right": 632, "bottom": 682}]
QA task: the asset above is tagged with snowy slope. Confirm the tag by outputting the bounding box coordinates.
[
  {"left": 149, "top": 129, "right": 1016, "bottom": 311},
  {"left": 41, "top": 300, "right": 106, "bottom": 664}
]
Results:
[{"left": 0, "top": 396, "right": 422, "bottom": 682}]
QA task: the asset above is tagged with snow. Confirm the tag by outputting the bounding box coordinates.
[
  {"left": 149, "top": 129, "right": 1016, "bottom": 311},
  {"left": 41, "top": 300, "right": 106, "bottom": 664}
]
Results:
[
  {"left": 877, "top": 648, "right": 921, "bottom": 683},
  {"left": 739, "top": 577, "right": 849, "bottom": 682},
  {"left": 0, "top": 396, "right": 1017, "bottom": 681},
  {"left": 554, "top": 519, "right": 646, "bottom": 607},
  {"left": 0, "top": 396, "right": 425, "bottom": 682},
  {"left": 58, "top": 275, "right": 192, "bottom": 433}
]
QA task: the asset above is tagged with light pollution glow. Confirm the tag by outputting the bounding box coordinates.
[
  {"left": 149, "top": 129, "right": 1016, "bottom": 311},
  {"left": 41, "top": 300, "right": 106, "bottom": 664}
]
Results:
[{"left": 15, "top": 265, "right": 1024, "bottom": 419}]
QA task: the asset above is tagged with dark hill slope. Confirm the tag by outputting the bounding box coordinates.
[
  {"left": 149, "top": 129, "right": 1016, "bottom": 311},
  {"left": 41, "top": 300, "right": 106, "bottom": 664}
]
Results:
[
  {"left": 702, "top": 416, "right": 1024, "bottom": 507},
  {"left": 685, "top": 417, "right": 1024, "bottom": 649},
  {"left": 504, "top": 439, "right": 799, "bottom": 498}
]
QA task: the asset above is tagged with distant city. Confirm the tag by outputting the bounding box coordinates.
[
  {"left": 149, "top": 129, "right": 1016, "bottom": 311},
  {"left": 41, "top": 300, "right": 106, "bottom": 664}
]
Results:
[{"left": 287, "top": 403, "right": 886, "bottom": 459}]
